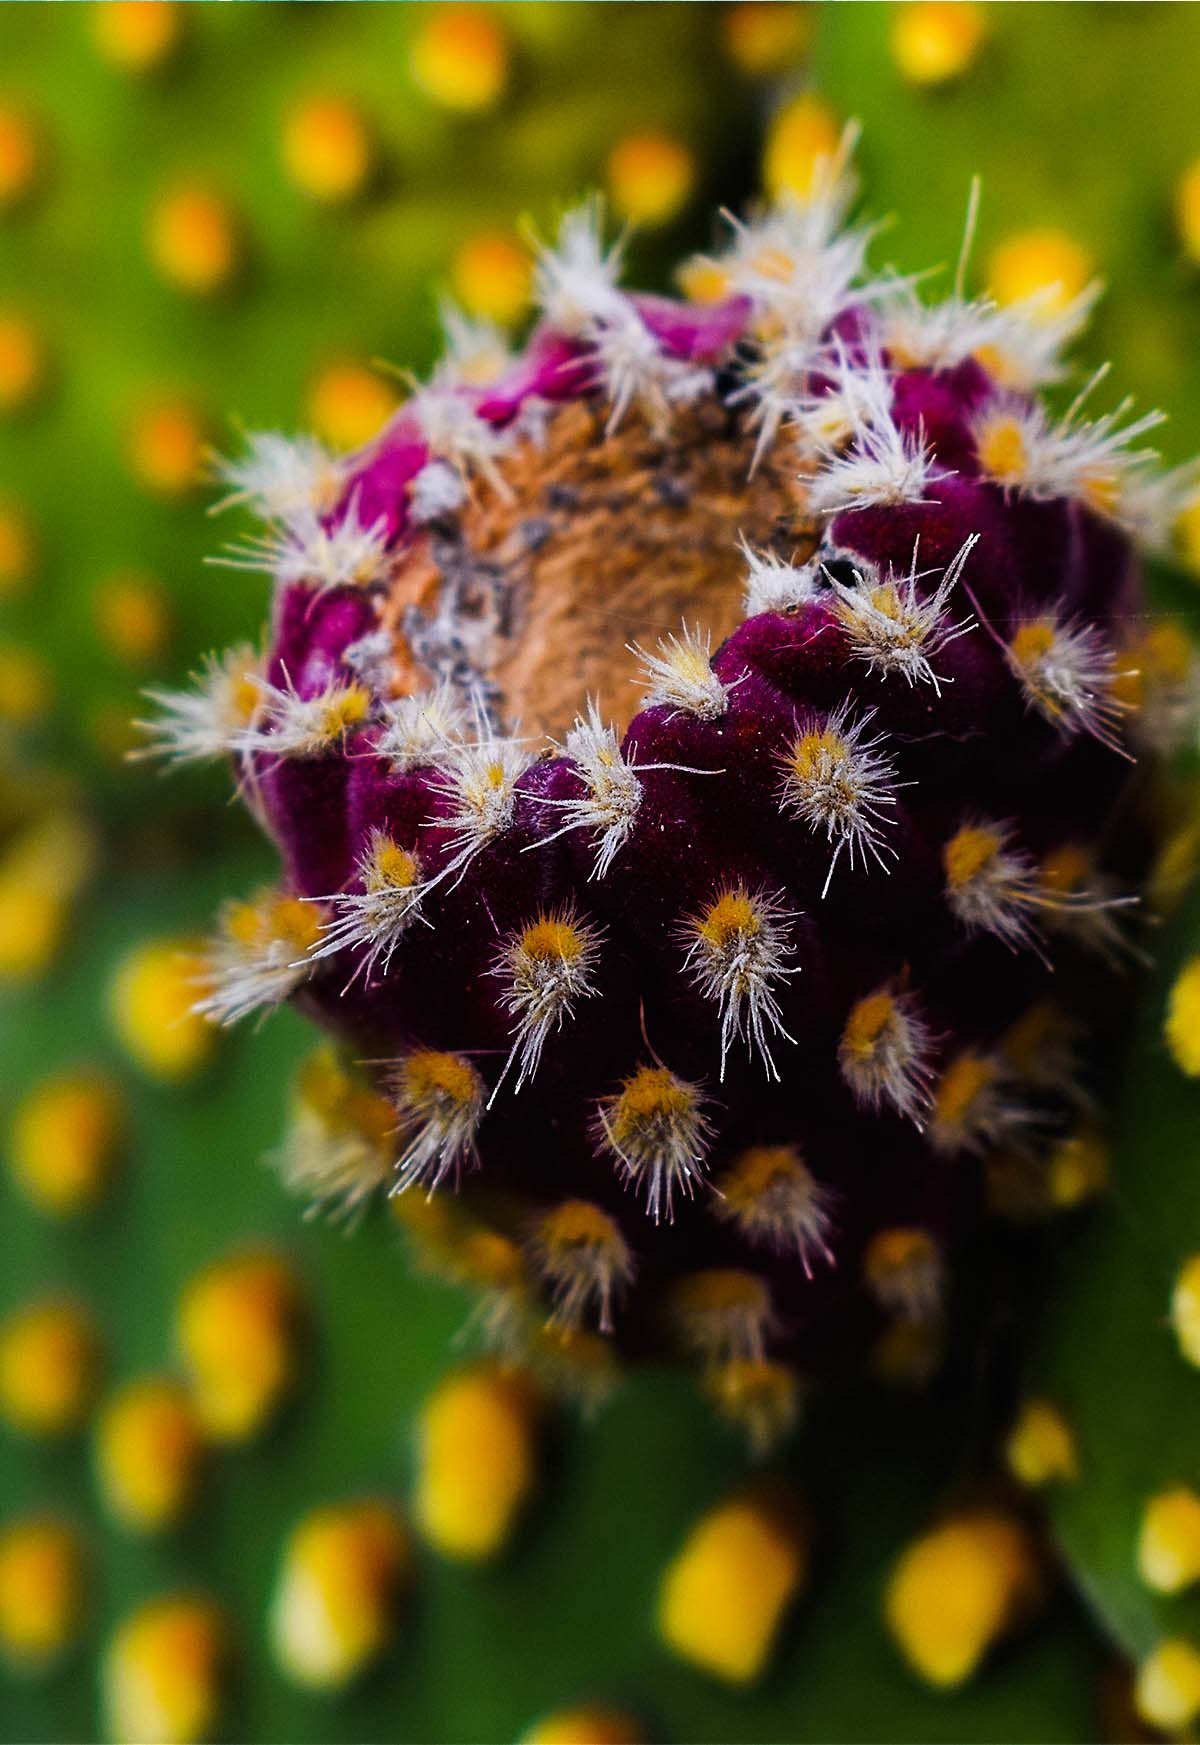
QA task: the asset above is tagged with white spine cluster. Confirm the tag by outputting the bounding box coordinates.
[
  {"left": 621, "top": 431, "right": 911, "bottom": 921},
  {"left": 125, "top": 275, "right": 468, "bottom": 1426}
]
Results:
[
  {"left": 211, "top": 431, "right": 343, "bottom": 522},
  {"left": 631, "top": 624, "right": 731, "bottom": 720},
  {"left": 830, "top": 536, "right": 978, "bottom": 692},
  {"left": 680, "top": 886, "right": 799, "bottom": 1081},
  {"left": 779, "top": 702, "right": 907, "bottom": 895},
  {"left": 134, "top": 644, "right": 262, "bottom": 766}
]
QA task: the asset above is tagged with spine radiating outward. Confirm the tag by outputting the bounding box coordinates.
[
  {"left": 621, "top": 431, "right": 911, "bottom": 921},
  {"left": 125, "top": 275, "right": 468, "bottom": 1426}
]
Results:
[{"left": 145, "top": 137, "right": 1200, "bottom": 1447}]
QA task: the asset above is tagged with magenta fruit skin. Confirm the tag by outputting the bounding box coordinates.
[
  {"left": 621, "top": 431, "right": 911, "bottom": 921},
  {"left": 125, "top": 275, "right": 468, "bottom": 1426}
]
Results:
[{"left": 169, "top": 189, "right": 1191, "bottom": 1398}]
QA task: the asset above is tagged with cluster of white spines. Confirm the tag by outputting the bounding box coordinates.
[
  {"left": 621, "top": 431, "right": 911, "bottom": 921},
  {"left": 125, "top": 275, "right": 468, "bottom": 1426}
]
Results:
[
  {"left": 679, "top": 886, "right": 799, "bottom": 1081},
  {"left": 490, "top": 909, "right": 604, "bottom": 1100},
  {"left": 133, "top": 644, "right": 263, "bottom": 766},
  {"left": 740, "top": 538, "right": 822, "bottom": 617},
  {"left": 779, "top": 701, "right": 907, "bottom": 896},
  {"left": 631, "top": 623, "right": 732, "bottom": 721},
  {"left": 426, "top": 723, "right": 535, "bottom": 885},
  {"left": 830, "top": 537, "right": 978, "bottom": 693}
]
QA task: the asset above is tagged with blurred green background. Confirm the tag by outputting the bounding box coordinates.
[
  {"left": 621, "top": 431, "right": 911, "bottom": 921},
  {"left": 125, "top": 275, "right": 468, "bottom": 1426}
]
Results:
[{"left": 3, "top": 4, "right": 1200, "bottom": 1742}]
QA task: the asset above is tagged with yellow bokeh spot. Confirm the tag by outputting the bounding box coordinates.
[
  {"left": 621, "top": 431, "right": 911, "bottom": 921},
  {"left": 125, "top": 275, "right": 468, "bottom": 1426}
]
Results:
[
  {"left": 607, "top": 132, "right": 696, "bottom": 230},
  {"left": 96, "top": 1377, "right": 204, "bottom": 1534},
  {"left": 414, "top": 1364, "right": 538, "bottom": 1562},
  {"left": 451, "top": 230, "right": 532, "bottom": 326},
  {"left": 974, "top": 413, "right": 1029, "bottom": 487},
  {"left": 1174, "top": 493, "right": 1200, "bottom": 574},
  {"left": 1165, "top": 955, "right": 1200, "bottom": 1078},
  {"left": 0, "top": 313, "right": 46, "bottom": 416},
  {"left": 987, "top": 228, "right": 1094, "bottom": 318},
  {"left": 1046, "top": 1125, "right": 1109, "bottom": 1209},
  {"left": 1171, "top": 1254, "right": 1200, "bottom": 1369},
  {"left": 0, "top": 642, "right": 52, "bottom": 726},
  {"left": 93, "top": 572, "right": 173, "bottom": 665},
  {"left": 9, "top": 1070, "right": 124, "bottom": 1218},
  {"left": 1175, "top": 159, "right": 1200, "bottom": 267},
  {"left": 148, "top": 185, "right": 239, "bottom": 297},
  {"left": 0, "top": 1297, "right": 101, "bottom": 1437},
  {"left": 763, "top": 94, "right": 841, "bottom": 203},
  {"left": 0, "top": 1517, "right": 86, "bottom": 1671},
  {"left": 521, "top": 1709, "right": 643, "bottom": 1745},
  {"left": 176, "top": 1251, "right": 304, "bottom": 1443},
  {"left": 127, "top": 398, "right": 209, "bottom": 499},
  {"left": 270, "top": 1500, "right": 409, "bottom": 1690},
  {"left": 92, "top": 1, "right": 182, "bottom": 72},
  {"left": 0, "top": 812, "right": 96, "bottom": 984},
  {"left": 885, "top": 1512, "right": 1039, "bottom": 1688},
  {"left": 0, "top": 497, "right": 36, "bottom": 597},
  {"left": 307, "top": 361, "right": 399, "bottom": 452},
  {"left": 103, "top": 1594, "right": 227, "bottom": 1745},
  {"left": 282, "top": 96, "right": 373, "bottom": 205},
  {"left": 1139, "top": 1487, "right": 1200, "bottom": 1596},
  {"left": 657, "top": 1493, "right": 805, "bottom": 1684},
  {"left": 1004, "top": 1398, "right": 1078, "bottom": 1487},
  {"left": 679, "top": 263, "right": 734, "bottom": 319},
  {"left": 890, "top": 1, "right": 987, "bottom": 86},
  {"left": 1135, "top": 1639, "right": 1200, "bottom": 1734},
  {"left": 0, "top": 110, "right": 40, "bottom": 212},
  {"left": 108, "top": 935, "right": 217, "bottom": 1082},
  {"left": 722, "top": 3, "right": 813, "bottom": 75},
  {"left": 410, "top": 4, "right": 510, "bottom": 114}
]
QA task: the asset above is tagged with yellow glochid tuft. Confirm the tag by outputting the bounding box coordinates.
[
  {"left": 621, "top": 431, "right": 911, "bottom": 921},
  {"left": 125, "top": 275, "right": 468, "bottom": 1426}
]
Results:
[
  {"left": 884, "top": 1512, "right": 1041, "bottom": 1689},
  {"left": 1138, "top": 1487, "right": 1200, "bottom": 1596},
  {"left": 175, "top": 1251, "right": 305, "bottom": 1443},
  {"left": 0, "top": 1516, "right": 87, "bottom": 1672},
  {"left": 103, "top": 1594, "right": 229, "bottom": 1745},
  {"left": 657, "top": 1491, "right": 806, "bottom": 1684},
  {"left": 607, "top": 132, "right": 696, "bottom": 229},
  {"left": 413, "top": 1363, "right": 540, "bottom": 1562},
  {"left": 95, "top": 1377, "right": 205, "bottom": 1534},
  {"left": 282, "top": 96, "right": 373, "bottom": 204},
  {"left": 270, "top": 1500, "right": 410, "bottom": 1691},
  {"left": 1172, "top": 1254, "right": 1200, "bottom": 1369},
  {"left": 1004, "top": 1398, "right": 1078, "bottom": 1488},
  {"left": 409, "top": 4, "right": 510, "bottom": 114},
  {"left": 8, "top": 1070, "right": 125, "bottom": 1217},
  {"left": 1165, "top": 955, "right": 1200, "bottom": 1078},
  {"left": 108, "top": 935, "right": 218, "bottom": 1081},
  {"left": 890, "top": 1, "right": 987, "bottom": 86},
  {"left": 521, "top": 1708, "right": 644, "bottom": 1745},
  {"left": 1135, "top": 1639, "right": 1200, "bottom": 1734},
  {"left": 0, "top": 1296, "right": 101, "bottom": 1438}
]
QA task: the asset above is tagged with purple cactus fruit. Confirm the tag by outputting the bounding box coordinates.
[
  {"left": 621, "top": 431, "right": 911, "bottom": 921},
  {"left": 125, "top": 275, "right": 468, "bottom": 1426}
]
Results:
[{"left": 142, "top": 148, "right": 1200, "bottom": 1450}]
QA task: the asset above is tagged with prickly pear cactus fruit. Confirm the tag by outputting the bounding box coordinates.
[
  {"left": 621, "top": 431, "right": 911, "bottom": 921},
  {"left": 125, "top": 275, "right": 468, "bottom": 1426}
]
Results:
[{"left": 143, "top": 136, "right": 1199, "bottom": 1463}]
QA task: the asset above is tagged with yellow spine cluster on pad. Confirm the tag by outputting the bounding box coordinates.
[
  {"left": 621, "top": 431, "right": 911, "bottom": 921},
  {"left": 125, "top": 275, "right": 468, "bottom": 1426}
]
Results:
[
  {"left": 657, "top": 1491, "right": 806, "bottom": 1684},
  {"left": 1004, "top": 1399, "right": 1078, "bottom": 1488},
  {"left": 108, "top": 935, "right": 217, "bottom": 1081},
  {"left": 8, "top": 1070, "right": 124, "bottom": 1216},
  {"left": 1135, "top": 1639, "right": 1200, "bottom": 1734},
  {"left": 103, "top": 1594, "right": 228, "bottom": 1745},
  {"left": 270, "top": 1500, "right": 410, "bottom": 1691},
  {"left": 1165, "top": 955, "right": 1200, "bottom": 1078},
  {"left": 1171, "top": 1255, "right": 1200, "bottom": 1369},
  {"left": 0, "top": 1297, "right": 101, "bottom": 1437},
  {"left": 175, "top": 1252, "right": 305, "bottom": 1443},
  {"left": 1139, "top": 1487, "right": 1200, "bottom": 1595},
  {"left": 413, "top": 1363, "right": 540, "bottom": 1562},
  {"left": 0, "top": 1517, "right": 86, "bottom": 1672},
  {"left": 521, "top": 1708, "right": 644, "bottom": 1745},
  {"left": 95, "top": 1377, "right": 205, "bottom": 1534},
  {"left": 884, "top": 1512, "right": 1041, "bottom": 1689}
]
